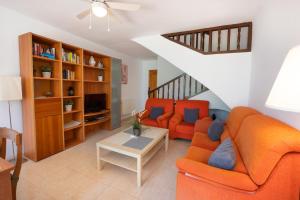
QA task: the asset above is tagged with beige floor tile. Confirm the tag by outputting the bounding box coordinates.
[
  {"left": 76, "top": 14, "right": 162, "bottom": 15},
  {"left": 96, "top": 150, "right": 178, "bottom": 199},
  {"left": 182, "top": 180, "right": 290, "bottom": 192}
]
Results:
[
  {"left": 97, "top": 186, "right": 138, "bottom": 200},
  {"left": 17, "top": 122, "right": 189, "bottom": 200}
]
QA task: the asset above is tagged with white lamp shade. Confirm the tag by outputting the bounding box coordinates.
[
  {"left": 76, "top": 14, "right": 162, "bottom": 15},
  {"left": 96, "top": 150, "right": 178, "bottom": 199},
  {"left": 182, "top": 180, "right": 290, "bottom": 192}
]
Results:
[
  {"left": 266, "top": 45, "right": 300, "bottom": 112},
  {"left": 92, "top": 2, "right": 107, "bottom": 18},
  {"left": 0, "top": 76, "right": 22, "bottom": 101}
]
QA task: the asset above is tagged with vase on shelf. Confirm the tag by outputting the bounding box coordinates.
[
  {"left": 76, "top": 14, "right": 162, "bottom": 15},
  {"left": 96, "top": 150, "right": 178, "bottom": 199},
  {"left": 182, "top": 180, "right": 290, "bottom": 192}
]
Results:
[
  {"left": 68, "top": 87, "right": 75, "bottom": 96},
  {"left": 89, "top": 56, "right": 96, "bottom": 66},
  {"left": 98, "top": 76, "right": 103, "bottom": 82}
]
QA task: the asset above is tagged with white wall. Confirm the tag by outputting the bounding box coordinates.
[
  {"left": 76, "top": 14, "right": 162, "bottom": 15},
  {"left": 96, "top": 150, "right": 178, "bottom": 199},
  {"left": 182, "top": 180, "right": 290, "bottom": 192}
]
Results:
[
  {"left": 134, "top": 35, "right": 252, "bottom": 108},
  {"left": 139, "top": 60, "right": 157, "bottom": 109},
  {"left": 191, "top": 91, "right": 230, "bottom": 111},
  {"left": 0, "top": 6, "right": 143, "bottom": 159},
  {"left": 157, "top": 57, "right": 183, "bottom": 85},
  {"left": 249, "top": 0, "right": 300, "bottom": 129}
]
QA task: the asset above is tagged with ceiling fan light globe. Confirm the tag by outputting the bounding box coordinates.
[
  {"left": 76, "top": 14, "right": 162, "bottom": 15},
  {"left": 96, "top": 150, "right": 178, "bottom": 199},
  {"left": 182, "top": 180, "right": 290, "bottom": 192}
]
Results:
[{"left": 92, "top": 2, "right": 107, "bottom": 17}]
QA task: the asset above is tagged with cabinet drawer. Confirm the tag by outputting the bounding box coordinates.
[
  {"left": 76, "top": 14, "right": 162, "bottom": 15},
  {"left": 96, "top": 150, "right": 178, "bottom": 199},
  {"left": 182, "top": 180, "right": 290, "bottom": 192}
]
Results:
[{"left": 35, "top": 99, "right": 62, "bottom": 118}]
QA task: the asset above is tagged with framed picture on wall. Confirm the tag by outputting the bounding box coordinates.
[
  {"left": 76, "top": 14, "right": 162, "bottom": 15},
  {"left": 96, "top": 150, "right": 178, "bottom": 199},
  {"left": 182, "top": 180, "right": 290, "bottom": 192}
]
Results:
[{"left": 121, "top": 64, "right": 128, "bottom": 84}]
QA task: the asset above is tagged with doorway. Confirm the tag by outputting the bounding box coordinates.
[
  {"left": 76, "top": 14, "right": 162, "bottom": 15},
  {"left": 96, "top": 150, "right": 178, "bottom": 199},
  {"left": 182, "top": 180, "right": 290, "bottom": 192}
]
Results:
[{"left": 148, "top": 69, "right": 157, "bottom": 97}]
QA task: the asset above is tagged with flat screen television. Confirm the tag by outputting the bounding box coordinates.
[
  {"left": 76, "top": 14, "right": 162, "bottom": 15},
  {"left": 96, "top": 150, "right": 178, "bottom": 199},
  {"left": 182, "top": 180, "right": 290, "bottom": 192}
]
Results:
[{"left": 84, "top": 93, "right": 106, "bottom": 113}]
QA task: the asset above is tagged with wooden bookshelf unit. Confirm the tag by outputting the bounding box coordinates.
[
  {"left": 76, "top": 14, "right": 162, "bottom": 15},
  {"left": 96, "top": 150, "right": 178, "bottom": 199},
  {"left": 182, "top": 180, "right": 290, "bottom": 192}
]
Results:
[{"left": 19, "top": 33, "right": 118, "bottom": 161}]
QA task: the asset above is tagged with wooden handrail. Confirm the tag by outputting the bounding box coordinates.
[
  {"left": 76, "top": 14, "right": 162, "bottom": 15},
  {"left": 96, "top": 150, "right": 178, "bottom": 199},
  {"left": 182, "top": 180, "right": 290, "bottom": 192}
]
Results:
[
  {"left": 148, "top": 73, "right": 208, "bottom": 100},
  {"left": 162, "top": 22, "right": 252, "bottom": 55}
]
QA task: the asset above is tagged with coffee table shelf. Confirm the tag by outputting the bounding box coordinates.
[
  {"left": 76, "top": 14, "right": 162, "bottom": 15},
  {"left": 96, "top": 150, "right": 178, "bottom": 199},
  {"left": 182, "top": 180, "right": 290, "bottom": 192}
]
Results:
[
  {"left": 100, "top": 140, "right": 164, "bottom": 173},
  {"left": 96, "top": 126, "right": 169, "bottom": 187}
]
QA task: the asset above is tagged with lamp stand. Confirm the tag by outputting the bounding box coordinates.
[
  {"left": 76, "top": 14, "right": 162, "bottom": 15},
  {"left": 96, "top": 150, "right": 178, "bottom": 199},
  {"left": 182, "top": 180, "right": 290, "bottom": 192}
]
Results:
[{"left": 8, "top": 101, "right": 16, "bottom": 160}]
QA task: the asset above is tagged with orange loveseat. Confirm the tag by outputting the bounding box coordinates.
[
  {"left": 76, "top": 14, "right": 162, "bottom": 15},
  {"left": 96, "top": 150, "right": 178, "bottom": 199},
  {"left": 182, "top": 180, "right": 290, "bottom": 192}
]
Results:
[
  {"left": 138, "top": 98, "right": 174, "bottom": 128},
  {"left": 169, "top": 100, "right": 209, "bottom": 140},
  {"left": 176, "top": 107, "right": 300, "bottom": 200}
]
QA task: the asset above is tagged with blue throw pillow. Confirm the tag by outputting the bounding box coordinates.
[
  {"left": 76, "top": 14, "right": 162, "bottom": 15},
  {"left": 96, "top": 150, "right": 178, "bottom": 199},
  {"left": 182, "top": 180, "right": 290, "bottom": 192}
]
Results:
[
  {"left": 208, "top": 119, "right": 225, "bottom": 141},
  {"left": 184, "top": 108, "right": 199, "bottom": 124},
  {"left": 150, "top": 107, "right": 164, "bottom": 120},
  {"left": 208, "top": 138, "right": 236, "bottom": 170}
]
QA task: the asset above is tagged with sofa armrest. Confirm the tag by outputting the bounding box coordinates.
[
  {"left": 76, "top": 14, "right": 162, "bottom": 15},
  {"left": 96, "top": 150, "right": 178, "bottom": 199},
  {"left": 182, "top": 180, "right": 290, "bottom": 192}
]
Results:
[
  {"left": 138, "top": 110, "right": 150, "bottom": 121},
  {"left": 157, "top": 111, "right": 173, "bottom": 126},
  {"left": 170, "top": 113, "right": 182, "bottom": 123},
  {"left": 194, "top": 117, "right": 213, "bottom": 133},
  {"left": 176, "top": 158, "right": 258, "bottom": 191}
]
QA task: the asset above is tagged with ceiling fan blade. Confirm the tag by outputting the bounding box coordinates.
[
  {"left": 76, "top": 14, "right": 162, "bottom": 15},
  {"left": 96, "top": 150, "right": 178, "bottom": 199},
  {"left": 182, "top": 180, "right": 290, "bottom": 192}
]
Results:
[
  {"left": 77, "top": 9, "right": 90, "bottom": 20},
  {"left": 106, "top": 2, "right": 140, "bottom": 11}
]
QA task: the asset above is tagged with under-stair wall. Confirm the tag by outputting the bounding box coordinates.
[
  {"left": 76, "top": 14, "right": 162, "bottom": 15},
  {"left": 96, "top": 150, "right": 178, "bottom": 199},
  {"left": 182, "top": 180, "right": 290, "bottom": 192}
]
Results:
[{"left": 134, "top": 35, "right": 252, "bottom": 108}]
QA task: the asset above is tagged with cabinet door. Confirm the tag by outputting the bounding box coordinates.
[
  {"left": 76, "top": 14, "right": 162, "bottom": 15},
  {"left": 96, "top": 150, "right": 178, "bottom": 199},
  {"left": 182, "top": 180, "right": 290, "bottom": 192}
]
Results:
[
  {"left": 36, "top": 115, "right": 63, "bottom": 160},
  {"left": 111, "top": 58, "right": 122, "bottom": 129}
]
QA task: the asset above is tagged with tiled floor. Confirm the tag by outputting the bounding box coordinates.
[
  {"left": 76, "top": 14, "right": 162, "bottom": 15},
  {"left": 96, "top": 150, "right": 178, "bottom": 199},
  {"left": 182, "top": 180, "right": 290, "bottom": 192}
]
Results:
[{"left": 17, "top": 123, "right": 190, "bottom": 200}]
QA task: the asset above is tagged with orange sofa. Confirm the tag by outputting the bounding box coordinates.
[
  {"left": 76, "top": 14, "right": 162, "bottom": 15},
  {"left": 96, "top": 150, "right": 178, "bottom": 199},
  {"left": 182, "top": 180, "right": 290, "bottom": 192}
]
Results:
[
  {"left": 169, "top": 100, "right": 209, "bottom": 140},
  {"left": 176, "top": 107, "right": 300, "bottom": 200},
  {"left": 138, "top": 98, "right": 174, "bottom": 128}
]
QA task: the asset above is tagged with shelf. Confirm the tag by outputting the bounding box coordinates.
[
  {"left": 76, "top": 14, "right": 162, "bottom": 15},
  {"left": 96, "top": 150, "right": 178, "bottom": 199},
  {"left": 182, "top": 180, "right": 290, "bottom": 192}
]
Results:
[
  {"left": 84, "top": 110, "right": 110, "bottom": 117},
  {"left": 84, "top": 65, "right": 105, "bottom": 70},
  {"left": 62, "top": 61, "right": 81, "bottom": 66},
  {"left": 64, "top": 110, "right": 81, "bottom": 114},
  {"left": 84, "top": 80, "right": 107, "bottom": 83},
  {"left": 63, "top": 79, "right": 81, "bottom": 82},
  {"left": 84, "top": 117, "right": 110, "bottom": 127},
  {"left": 34, "top": 77, "right": 60, "bottom": 81},
  {"left": 64, "top": 124, "right": 82, "bottom": 132},
  {"left": 34, "top": 97, "right": 61, "bottom": 100},
  {"left": 33, "top": 55, "right": 59, "bottom": 62},
  {"left": 63, "top": 96, "right": 81, "bottom": 99},
  {"left": 64, "top": 138, "right": 81, "bottom": 149}
]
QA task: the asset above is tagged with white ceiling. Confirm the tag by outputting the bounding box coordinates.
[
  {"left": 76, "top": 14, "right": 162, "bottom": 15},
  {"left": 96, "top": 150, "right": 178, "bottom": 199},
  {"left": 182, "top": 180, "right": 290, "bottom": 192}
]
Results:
[{"left": 0, "top": 0, "right": 263, "bottom": 59}]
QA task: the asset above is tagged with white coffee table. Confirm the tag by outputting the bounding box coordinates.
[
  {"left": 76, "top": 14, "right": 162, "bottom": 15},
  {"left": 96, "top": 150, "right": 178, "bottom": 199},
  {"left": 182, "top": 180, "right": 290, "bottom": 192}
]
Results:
[{"left": 96, "top": 126, "right": 169, "bottom": 187}]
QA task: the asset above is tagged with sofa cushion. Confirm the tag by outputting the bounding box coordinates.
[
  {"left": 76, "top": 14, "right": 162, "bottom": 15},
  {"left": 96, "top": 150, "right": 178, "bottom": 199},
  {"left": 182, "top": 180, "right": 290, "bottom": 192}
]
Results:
[
  {"left": 208, "top": 120, "right": 225, "bottom": 141},
  {"left": 176, "top": 122, "right": 194, "bottom": 135},
  {"left": 149, "top": 107, "right": 164, "bottom": 120},
  {"left": 194, "top": 117, "right": 213, "bottom": 133},
  {"left": 220, "top": 127, "right": 231, "bottom": 142},
  {"left": 191, "top": 132, "right": 220, "bottom": 151},
  {"left": 141, "top": 118, "right": 158, "bottom": 127},
  {"left": 184, "top": 108, "right": 199, "bottom": 124},
  {"left": 235, "top": 115, "right": 300, "bottom": 185},
  {"left": 226, "top": 107, "right": 259, "bottom": 139},
  {"left": 185, "top": 146, "right": 212, "bottom": 163},
  {"left": 208, "top": 138, "right": 236, "bottom": 170}
]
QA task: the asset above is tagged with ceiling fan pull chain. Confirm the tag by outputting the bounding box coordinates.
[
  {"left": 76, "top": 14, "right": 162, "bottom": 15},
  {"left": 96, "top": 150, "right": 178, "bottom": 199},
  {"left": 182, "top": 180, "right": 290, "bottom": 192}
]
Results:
[{"left": 89, "top": 8, "right": 92, "bottom": 30}]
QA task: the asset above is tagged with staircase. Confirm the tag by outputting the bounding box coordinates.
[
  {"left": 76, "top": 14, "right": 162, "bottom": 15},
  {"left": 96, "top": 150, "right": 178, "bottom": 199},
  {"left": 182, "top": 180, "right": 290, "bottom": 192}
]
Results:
[
  {"left": 162, "top": 22, "right": 252, "bottom": 55},
  {"left": 134, "top": 22, "right": 253, "bottom": 108},
  {"left": 148, "top": 73, "right": 208, "bottom": 100}
]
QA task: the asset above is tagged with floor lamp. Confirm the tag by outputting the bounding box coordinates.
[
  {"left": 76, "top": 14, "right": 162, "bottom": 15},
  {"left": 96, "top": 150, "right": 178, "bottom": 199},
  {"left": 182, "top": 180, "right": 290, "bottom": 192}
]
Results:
[{"left": 0, "top": 76, "right": 22, "bottom": 160}]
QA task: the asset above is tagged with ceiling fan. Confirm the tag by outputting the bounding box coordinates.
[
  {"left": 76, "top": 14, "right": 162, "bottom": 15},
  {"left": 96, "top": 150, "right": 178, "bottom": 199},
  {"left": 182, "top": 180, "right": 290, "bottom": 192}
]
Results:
[{"left": 77, "top": 0, "right": 141, "bottom": 31}]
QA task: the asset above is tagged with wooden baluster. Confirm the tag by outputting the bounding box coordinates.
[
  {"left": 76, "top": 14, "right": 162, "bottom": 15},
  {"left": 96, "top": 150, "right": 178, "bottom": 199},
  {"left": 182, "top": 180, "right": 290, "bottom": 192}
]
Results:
[
  {"left": 183, "top": 74, "right": 186, "bottom": 99},
  {"left": 247, "top": 23, "right": 252, "bottom": 51},
  {"left": 218, "top": 30, "right": 221, "bottom": 52},
  {"left": 200, "top": 33, "right": 204, "bottom": 51},
  {"left": 148, "top": 88, "right": 150, "bottom": 98},
  {"left": 237, "top": 27, "right": 241, "bottom": 50},
  {"left": 189, "top": 76, "right": 192, "bottom": 97},
  {"left": 184, "top": 35, "right": 187, "bottom": 45},
  {"left": 158, "top": 88, "right": 160, "bottom": 98},
  {"left": 227, "top": 28, "right": 231, "bottom": 51},
  {"left": 172, "top": 80, "right": 175, "bottom": 99},
  {"left": 176, "top": 35, "right": 180, "bottom": 41},
  {"left": 209, "top": 31, "right": 212, "bottom": 52},
  {"left": 162, "top": 85, "right": 165, "bottom": 99},
  {"left": 190, "top": 34, "right": 195, "bottom": 48},
  {"left": 167, "top": 83, "right": 170, "bottom": 98},
  {"left": 178, "top": 78, "right": 181, "bottom": 100},
  {"left": 195, "top": 33, "right": 199, "bottom": 49}
]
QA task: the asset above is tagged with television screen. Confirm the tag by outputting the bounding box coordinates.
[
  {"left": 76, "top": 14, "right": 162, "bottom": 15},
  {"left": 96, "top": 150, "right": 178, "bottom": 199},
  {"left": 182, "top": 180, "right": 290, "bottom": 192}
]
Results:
[{"left": 84, "top": 94, "right": 106, "bottom": 113}]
